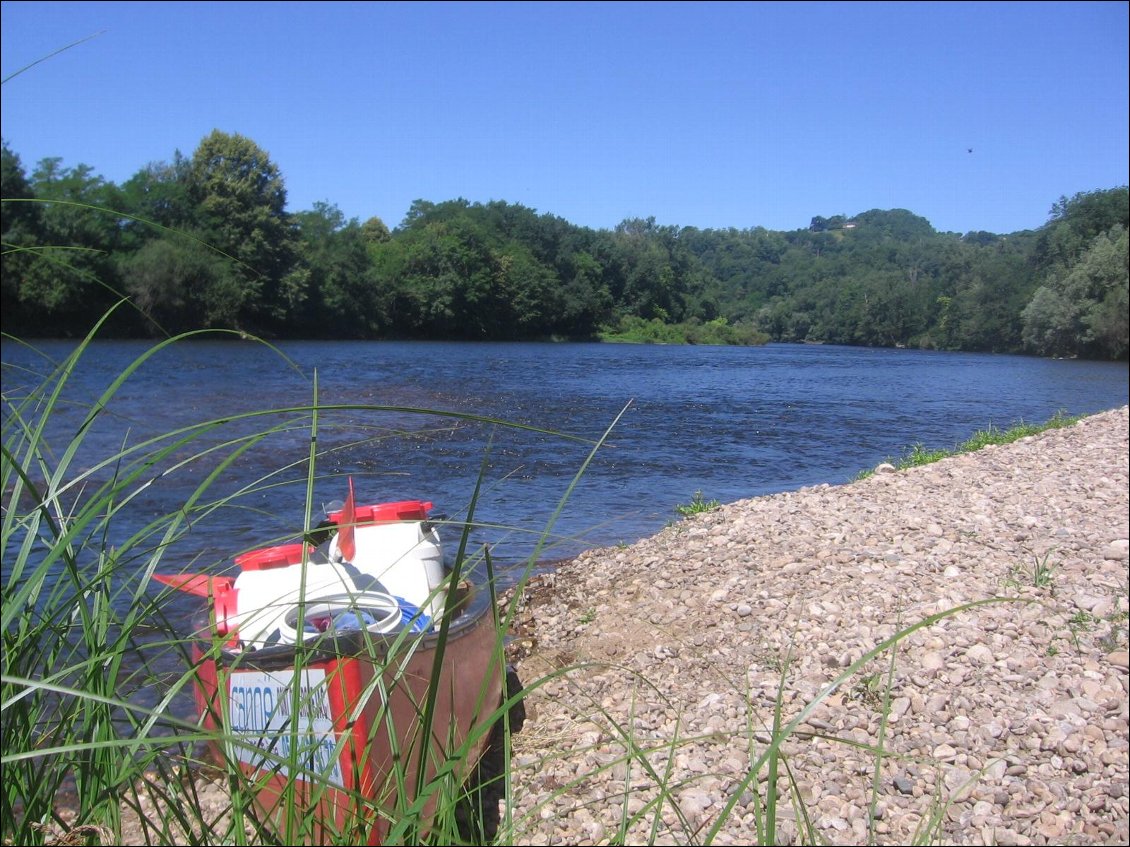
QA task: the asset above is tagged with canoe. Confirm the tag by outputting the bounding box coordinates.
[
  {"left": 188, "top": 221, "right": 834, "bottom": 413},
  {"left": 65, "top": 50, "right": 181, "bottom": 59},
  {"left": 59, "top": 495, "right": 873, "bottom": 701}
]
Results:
[{"left": 155, "top": 480, "right": 520, "bottom": 842}]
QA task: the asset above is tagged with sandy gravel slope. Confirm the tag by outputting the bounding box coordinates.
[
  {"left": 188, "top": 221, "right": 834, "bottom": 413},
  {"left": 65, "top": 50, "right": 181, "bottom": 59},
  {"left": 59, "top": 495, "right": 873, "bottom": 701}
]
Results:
[{"left": 503, "top": 406, "right": 1129, "bottom": 846}]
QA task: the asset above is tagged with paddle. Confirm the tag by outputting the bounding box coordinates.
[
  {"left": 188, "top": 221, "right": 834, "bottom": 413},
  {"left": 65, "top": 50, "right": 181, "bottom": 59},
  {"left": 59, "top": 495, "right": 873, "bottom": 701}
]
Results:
[{"left": 152, "top": 573, "right": 235, "bottom": 597}]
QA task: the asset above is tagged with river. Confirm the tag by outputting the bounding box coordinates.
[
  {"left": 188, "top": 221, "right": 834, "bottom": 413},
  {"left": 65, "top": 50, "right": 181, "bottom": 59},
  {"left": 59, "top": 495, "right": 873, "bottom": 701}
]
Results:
[{"left": 3, "top": 337, "right": 1127, "bottom": 608}]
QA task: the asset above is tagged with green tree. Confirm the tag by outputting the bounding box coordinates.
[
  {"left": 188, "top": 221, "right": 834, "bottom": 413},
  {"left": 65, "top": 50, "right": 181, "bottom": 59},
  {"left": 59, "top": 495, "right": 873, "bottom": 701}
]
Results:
[
  {"left": 187, "top": 130, "right": 306, "bottom": 331},
  {"left": 118, "top": 235, "right": 238, "bottom": 333},
  {"left": 943, "top": 243, "right": 1034, "bottom": 352},
  {"left": 16, "top": 157, "right": 125, "bottom": 334},
  {"left": 361, "top": 215, "right": 391, "bottom": 244},
  {"left": 369, "top": 218, "right": 477, "bottom": 337},
  {"left": 611, "top": 217, "right": 702, "bottom": 323},
  {"left": 850, "top": 208, "right": 937, "bottom": 241},
  {"left": 1022, "top": 226, "right": 1129, "bottom": 358},
  {"left": 1, "top": 141, "right": 45, "bottom": 332},
  {"left": 117, "top": 155, "right": 194, "bottom": 245},
  {"left": 556, "top": 250, "right": 612, "bottom": 337},
  {"left": 377, "top": 199, "right": 583, "bottom": 338},
  {"left": 294, "top": 202, "right": 379, "bottom": 336},
  {"left": 3, "top": 125, "right": 1126, "bottom": 357},
  {"left": 1033, "top": 187, "right": 1129, "bottom": 272}
]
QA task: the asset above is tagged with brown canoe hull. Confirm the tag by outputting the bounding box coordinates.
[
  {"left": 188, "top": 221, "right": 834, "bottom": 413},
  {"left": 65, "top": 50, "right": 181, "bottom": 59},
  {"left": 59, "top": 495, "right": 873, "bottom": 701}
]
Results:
[{"left": 192, "top": 580, "right": 505, "bottom": 843}]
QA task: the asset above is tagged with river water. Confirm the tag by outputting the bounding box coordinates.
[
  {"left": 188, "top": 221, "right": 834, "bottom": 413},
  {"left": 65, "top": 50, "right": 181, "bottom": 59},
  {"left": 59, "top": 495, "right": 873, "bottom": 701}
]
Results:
[{"left": 3, "top": 338, "right": 1128, "bottom": 608}]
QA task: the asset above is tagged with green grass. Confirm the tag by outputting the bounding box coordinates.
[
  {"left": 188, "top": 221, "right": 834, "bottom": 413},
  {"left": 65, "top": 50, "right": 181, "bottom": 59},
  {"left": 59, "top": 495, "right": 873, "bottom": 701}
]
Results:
[
  {"left": 673, "top": 490, "right": 720, "bottom": 518},
  {"left": 598, "top": 315, "right": 769, "bottom": 346},
  {"left": 576, "top": 607, "right": 597, "bottom": 625},
  {"left": 856, "top": 411, "right": 1085, "bottom": 479},
  {"left": 1028, "top": 551, "right": 1057, "bottom": 589}
]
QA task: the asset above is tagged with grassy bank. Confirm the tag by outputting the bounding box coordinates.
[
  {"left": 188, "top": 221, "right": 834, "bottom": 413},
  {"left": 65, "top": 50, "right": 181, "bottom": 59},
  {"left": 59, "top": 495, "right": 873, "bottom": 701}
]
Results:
[
  {"left": 598, "top": 315, "right": 769, "bottom": 346},
  {"left": 857, "top": 410, "right": 1085, "bottom": 478}
]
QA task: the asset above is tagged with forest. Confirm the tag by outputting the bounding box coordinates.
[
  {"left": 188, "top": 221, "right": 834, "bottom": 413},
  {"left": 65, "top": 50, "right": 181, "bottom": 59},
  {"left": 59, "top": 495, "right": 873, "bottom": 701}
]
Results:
[{"left": 1, "top": 130, "right": 1127, "bottom": 360}]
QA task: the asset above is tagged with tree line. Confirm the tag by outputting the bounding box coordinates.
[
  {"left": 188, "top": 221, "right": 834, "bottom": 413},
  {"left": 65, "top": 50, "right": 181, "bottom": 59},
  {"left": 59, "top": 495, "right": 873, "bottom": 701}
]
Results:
[{"left": 1, "top": 130, "right": 1126, "bottom": 359}]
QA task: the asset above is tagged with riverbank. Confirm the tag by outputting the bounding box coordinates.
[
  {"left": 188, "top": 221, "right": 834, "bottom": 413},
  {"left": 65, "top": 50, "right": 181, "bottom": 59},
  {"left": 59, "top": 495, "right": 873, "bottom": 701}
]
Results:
[{"left": 502, "top": 405, "right": 1129, "bottom": 845}]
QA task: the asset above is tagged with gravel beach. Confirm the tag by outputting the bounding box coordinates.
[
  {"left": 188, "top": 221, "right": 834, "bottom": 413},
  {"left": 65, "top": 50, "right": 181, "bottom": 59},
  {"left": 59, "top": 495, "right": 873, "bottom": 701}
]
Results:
[
  {"left": 46, "top": 406, "right": 1129, "bottom": 845},
  {"left": 501, "top": 405, "right": 1129, "bottom": 845}
]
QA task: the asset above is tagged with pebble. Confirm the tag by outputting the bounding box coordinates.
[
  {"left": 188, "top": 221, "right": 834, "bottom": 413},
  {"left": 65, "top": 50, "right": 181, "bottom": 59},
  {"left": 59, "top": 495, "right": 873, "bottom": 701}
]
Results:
[{"left": 504, "top": 406, "right": 1130, "bottom": 846}]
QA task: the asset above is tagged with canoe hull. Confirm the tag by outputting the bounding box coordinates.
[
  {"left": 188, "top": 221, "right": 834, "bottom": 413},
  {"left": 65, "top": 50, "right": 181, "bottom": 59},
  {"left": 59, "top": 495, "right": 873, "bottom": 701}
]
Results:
[{"left": 191, "top": 580, "right": 505, "bottom": 844}]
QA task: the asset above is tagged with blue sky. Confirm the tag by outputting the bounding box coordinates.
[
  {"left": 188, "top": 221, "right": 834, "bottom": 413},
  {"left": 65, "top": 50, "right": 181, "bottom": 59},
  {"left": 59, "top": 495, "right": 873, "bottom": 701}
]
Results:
[{"left": 2, "top": 1, "right": 1127, "bottom": 235}]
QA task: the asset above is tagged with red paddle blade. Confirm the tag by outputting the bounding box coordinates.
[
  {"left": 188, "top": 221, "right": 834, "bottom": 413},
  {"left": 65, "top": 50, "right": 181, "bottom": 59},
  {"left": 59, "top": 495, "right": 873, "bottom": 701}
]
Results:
[
  {"left": 339, "top": 476, "right": 356, "bottom": 561},
  {"left": 153, "top": 573, "right": 235, "bottom": 597}
]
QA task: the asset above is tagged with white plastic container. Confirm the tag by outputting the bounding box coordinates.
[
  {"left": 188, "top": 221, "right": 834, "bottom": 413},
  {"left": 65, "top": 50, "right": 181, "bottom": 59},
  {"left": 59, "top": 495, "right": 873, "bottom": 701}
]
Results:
[
  {"left": 219, "top": 499, "right": 447, "bottom": 648},
  {"left": 328, "top": 519, "right": 446, "bottom": 624},
  {"left": 230, "top": 556, "right": 366, "bottom": 647}
]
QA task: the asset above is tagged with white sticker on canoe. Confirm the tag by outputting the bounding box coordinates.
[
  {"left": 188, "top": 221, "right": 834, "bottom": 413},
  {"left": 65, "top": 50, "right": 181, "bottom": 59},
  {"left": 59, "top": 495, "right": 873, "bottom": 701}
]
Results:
[{"left": 226, "top": 667, "right": 345, "bottom": 788}]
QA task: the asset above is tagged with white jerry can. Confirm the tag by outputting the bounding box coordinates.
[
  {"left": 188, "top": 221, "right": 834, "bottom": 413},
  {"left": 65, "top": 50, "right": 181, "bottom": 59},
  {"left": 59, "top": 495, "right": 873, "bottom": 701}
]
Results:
[{"left": 226, "top": 545, "right": 387, "bottom": 647}]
